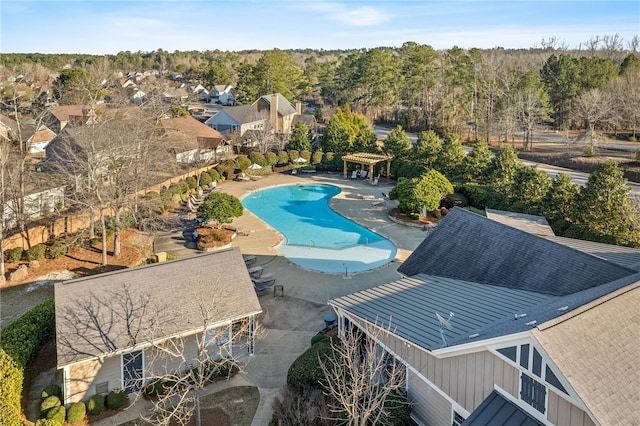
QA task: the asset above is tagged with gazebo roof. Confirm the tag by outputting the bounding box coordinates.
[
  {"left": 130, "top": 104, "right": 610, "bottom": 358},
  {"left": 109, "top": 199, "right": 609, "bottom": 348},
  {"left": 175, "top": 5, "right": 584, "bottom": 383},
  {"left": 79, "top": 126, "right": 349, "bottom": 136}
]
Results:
[{"left": 342, "top": 152, "right": 393, "bottom": 165}]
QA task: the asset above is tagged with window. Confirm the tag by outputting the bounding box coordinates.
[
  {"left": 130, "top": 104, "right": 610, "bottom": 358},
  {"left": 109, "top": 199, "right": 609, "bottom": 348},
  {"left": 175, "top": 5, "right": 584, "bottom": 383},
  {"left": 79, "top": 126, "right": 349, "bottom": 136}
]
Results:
[
  {"left": 545, "top": 365, "right": 568, "bottom": 394},
  {"left": 532, "top": 348, "right": 542, "bottom": 377},
  {"left": 521, "top": 373, "right": 546, "bottom": 414},
  {"left": 497, "top": 346, "right": 517, "bottom": 362},
  {"left": 520, "top": 344, "right": 530, "bottom": 369},
  {"left": 122, "top": 350, "right": 144, "bottom": 393},
  {"left": 452, "top": 412, "right": 466, "bottom": 426}
]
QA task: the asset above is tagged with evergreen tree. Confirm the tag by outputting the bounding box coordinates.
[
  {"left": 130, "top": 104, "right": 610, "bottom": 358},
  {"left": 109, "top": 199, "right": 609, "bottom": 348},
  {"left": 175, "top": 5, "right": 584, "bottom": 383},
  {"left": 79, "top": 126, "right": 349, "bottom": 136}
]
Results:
[
  {"left": 286, "top": 122, "right": 312, "bottom": 152},
  {"left": 462, "top": 140, "right": 492, "bottom": 182}
]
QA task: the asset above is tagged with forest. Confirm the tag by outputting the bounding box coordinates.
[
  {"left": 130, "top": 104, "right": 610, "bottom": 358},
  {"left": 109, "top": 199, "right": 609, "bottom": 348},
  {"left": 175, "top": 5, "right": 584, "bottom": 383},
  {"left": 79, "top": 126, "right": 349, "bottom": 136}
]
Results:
[{"left": 2, "top": 33, "right": 639, "bottom": 144}]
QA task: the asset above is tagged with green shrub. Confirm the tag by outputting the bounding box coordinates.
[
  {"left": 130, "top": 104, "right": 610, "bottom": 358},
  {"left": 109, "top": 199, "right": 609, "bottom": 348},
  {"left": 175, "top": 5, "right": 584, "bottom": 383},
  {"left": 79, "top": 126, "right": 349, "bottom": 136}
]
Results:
[
  {"left": 265, "top": 151, "right": 278, "bottom": 165},
  {"left": 217, "top": 358, "right": 236, "bottom": 377},
  {"left": 0, "top": 300, "right": 55, "bottom": 369},
  {"left": 382, "top": 388, "right": 412, "bottom": 425},
  {"left": 311, "top": 150, "right": 323, "bottom": 165},
  {"left": 277, "top": 151, "right": 289, "bottom": 164},
  {"left": 0, "top": 348, "right": 23, "bottom": 426},
  {"left": 287, "top": 337, "right": 336, "bottom": 389},
  {"left": 86, "top": 394, "right": 105, "bottom": 416},
  {"left": 584, "top": 145, "right": 596, "bottom": 157},
  {"left": 144, "top": 378, "right": 166, "bottom": 398},
  {"left": 35, "top": 419, "right": 58, "bottom": 426},
  {"left": 107, "top": 388, "right": 127, "bottom": 410},
  {"left": 186, "top": 176, "right": 197, "bottom": 190},
  {"left": 199, "top": 172, "right": 212, "bottom": 187},
  {"left": 208, "top": 169, "right": 220, "bottom": 182},
  {"left": 629, "top": 135, "right": 637, "bottom": 142},
  {"left": 310, "top": 334, "right": 327, "bottom": 346},
  {"left": 41, "top": 384, "right": 61, "bottom": 400},
  {"left": 46, "top": 241, "right": 68, "bottom": 259},
  {"left": 45, "top": 405, "right": 65, "bottom": 424},
  {"left": 249, "top": 151, "right": 266, "bottom": 166},
  {"left": 25, "top": 243, "right": 47, "bottom": 261},
  {"left": 66, "top": 401, "right": 86, "bottom": 424},
  {"left": 408, "top": 212, "right": 420, "bottom": 220},
  {"left": 288, "top": 149, "right": 300, "bottom": 162},
  {"left": 5, "top": 247, "right": 23, "bottom": 263},
  {"left": 40, "top": 395, "right": 61, "bottom": 416},
  {"left": 168, "top": 182, "right": 182, "bottom": 195},
  {"left": 323, "top": 152, "right": 335, "bottom": 164}
]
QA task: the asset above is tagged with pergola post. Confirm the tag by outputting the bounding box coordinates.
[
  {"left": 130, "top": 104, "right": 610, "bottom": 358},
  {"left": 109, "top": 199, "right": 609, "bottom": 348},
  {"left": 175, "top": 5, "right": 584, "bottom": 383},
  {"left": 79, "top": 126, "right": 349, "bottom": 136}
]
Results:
[
  {"left": 343, "top": 159, "right": 348, "bottom": 179},
  {"left": 386, "top": 160, "right": 391, "bottom": 178},
  {"left": 369, "top": 164, "right": 374, "bottom": 184}
]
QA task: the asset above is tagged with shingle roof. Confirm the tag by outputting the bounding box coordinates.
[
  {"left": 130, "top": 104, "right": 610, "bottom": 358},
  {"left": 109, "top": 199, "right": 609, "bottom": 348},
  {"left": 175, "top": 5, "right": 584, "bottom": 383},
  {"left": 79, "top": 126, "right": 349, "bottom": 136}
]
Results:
[
  {"left": 398, "top": 208, "right": 636, "bottom": 296},
  {"left": 258, "top": 93, "right": 296, "bottom": 116},
  {"left": 222, "top": 105, "right": 264, "bottom": 124},
  {"left": 533, "top": 280, "right": 640, "bottom": 425},
  {"left": 485, "top": 208, "right": 555, "bottom": 237},
  {"left": 55, "top": 248, "right": 262, "bottom": 366},
  {"left": 49, "top": 105, "right": 84, "bottom": 122},
  {"left": 463, "top": 390, "right": 544, "bottom": 425},
  {"left": 161, "top": 116, "right": 227, "bottom": 150},
  {"left": 330, "top": 275, "right": 556, "bottom": 351}
]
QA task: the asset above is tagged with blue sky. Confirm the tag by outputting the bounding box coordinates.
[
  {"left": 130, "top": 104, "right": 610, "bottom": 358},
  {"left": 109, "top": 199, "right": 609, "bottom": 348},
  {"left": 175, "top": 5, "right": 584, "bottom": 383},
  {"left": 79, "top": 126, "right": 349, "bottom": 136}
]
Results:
[{"left": 2, "top": 1, "right": 638, "bottom": 54}]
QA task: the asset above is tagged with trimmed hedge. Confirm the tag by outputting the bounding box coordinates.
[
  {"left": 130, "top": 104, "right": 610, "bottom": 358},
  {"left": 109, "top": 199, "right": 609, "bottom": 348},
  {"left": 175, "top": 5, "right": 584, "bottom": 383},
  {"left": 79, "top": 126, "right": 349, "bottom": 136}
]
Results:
[
  {"left": 66, "top": 401, "right": 86, "bottom": 424},
  {"left": 24, "top": 243, "right": 47, "bottom": 261},
  {"left": 0, "top": 300, "right": 56, "bottom": 369},
  {"left": 0, "top": 348, "right": 22, "bottom": 426},
  {"left": 45, "top": 405, "right": 65, "bottom": 425},
  {"left": 41, "top": 383, "right": 61, "bottom": 399},
  {"left": 107, "top": 388, "right": 127, "bottom": 410},
  {"left": 287, "top": 337, "right": 337, "bottom": 389},
  {"left": 46, "top": 240, "right": 68, "bottom": 259},
  {"left": 86, "top": 394, "right": 105, "bottom": 416},
  {"left": 35, "top": 419, "right": 58, "bottom": 426},
  {"left": 40, "top": 395, "right": 61, "bottom": 416},
  {"left": 5, "top": 247, "right": 23, "bottom": 263}
]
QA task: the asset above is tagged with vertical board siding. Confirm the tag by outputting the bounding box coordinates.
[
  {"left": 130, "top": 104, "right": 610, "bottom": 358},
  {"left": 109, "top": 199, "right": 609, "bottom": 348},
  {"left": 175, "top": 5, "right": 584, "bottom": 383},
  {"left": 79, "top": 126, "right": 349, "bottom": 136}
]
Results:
[{"left": 408, "top": 372, "right": 452, "bottom": 426}]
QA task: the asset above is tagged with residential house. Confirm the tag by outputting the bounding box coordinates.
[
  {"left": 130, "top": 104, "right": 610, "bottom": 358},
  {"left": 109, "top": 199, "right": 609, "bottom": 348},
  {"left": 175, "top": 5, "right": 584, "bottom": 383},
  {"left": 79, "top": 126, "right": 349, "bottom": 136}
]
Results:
[
  {"left": 0, "top": 113, "right": 19, "bottom": 141},
  {"left": 55, "top": 248, "right": 263, "bottom": 405},
  {"left": 204, "top": 105, "right": 266, "bottom": 138},
  {"left": 207, "top": 85, "right": 235, "bottom": 105},
  {"left": 328, "top": 208, "right": 640, "bottom": 426},
  {"left": 161, "top": 116, "right": 231, "bottom": 163},
  {"left": 44, "top": 105, "right": 93, "bottom": 133},
  {"left": 28, "top": 124, "right": 57, "bottom": 154},
  {"left": 251, "top": 93, "right": 297, "bottom": 134}
]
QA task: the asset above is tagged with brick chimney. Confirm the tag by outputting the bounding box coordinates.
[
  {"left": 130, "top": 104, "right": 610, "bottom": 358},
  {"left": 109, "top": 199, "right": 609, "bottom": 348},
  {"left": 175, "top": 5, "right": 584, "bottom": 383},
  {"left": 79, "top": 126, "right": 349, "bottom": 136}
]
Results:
[{"left": 270, "top": 94, "right": 279, "bottom": 132}]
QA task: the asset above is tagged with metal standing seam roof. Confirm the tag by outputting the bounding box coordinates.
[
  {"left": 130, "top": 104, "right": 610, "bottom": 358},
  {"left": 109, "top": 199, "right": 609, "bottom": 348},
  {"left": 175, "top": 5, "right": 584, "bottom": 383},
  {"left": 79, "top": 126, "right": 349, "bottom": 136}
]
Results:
[
  {"left": 55, "top": 248, "right": 262, "bottom": 366},
  {"left": 329, "top": 274, "right": 556, "bottom": 351},
  {"left": 545, "top": 235, "right": 640, "bottom": 271},
  {"left": 462, "top": 390, "right": 544, "bottom": 425}
]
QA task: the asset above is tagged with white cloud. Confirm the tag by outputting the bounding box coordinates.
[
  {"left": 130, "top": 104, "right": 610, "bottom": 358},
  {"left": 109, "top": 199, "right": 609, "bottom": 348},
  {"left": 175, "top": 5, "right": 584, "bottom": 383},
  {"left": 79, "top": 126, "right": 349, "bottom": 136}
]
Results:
[{"left": 308, "top": 2, "right": 389, "bottom": 27}]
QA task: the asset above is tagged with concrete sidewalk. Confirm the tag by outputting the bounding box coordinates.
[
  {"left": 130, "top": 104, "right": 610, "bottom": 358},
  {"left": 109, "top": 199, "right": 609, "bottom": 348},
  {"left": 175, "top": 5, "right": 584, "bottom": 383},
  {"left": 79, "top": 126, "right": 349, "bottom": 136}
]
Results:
[{"left": 103, "top": 172, "right": 428, "bottom": 425}]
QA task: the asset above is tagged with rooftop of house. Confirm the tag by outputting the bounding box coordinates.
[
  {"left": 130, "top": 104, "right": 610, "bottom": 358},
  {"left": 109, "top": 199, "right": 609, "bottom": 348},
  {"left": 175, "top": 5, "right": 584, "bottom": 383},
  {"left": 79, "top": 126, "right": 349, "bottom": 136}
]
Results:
[
  {"left": 485, "top": 208, "right": 555, "bottom": 237},
  {"left": 254, "top": 93, "right": 296, "bottom": 116},
  {"left": 55, "top": 248, "right": 262, "bottom": 366},
  {"left": 161, "top": 116, "right": 227, "bottom": 150}
]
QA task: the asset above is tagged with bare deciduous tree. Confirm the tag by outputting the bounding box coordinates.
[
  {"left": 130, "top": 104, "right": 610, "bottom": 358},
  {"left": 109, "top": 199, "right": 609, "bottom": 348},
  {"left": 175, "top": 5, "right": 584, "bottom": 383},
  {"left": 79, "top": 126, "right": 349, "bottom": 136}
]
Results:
[
  {"left": 319, "top": 321, "right": 409, "bottom": 426},
  {"left": 572, "top": 88, "right": 614, "bottom": 148}
]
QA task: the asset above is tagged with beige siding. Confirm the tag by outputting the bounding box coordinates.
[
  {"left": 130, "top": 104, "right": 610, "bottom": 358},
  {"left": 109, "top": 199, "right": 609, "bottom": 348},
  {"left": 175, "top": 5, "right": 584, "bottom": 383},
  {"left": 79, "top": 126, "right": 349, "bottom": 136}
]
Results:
[
  {"left": 548, "top": 391, "right": 596, "bottom": 426},
  {"left": 68, "top": 356, "right": 121, "bottom": 403},
  {"left": 408, "top": 372, "right": 451, "bottom": 426}
]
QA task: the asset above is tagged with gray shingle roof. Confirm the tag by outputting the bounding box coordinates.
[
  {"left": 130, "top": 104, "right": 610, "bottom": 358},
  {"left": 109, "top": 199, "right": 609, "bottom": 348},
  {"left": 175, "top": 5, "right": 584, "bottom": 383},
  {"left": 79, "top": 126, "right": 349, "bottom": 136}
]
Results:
[
  {"left": 330, "top": 275, "right": 556, "bottom": 351},
  {"left": 398, "top": 208, "right": 636, "bottom": 296},
  {"left": 485, "top": 208, "right": 555, "bottom": 236},
  {"left": 259, "top": 93, "right": 296, "bottom": 116},
  {"left": 223, "top": 105, "right": 264, "bottom": 124},
  {"left": 55, "top": 248, "right": 262, "bottom": 366}
]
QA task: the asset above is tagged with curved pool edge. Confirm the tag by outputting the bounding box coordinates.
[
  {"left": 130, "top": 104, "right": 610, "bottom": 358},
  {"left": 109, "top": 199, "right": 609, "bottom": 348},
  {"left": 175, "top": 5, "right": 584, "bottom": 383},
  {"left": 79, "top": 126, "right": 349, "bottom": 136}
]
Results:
[{"left": 241, "top": 183, "right": 398, "bottom": 273}]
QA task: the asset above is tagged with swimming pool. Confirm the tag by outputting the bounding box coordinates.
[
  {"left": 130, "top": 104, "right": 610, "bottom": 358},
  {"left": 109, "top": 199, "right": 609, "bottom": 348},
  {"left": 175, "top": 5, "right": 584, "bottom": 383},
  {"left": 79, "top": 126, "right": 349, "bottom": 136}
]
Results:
[{"left": 242, "top": 184, "right": 397, "bottom": 273}]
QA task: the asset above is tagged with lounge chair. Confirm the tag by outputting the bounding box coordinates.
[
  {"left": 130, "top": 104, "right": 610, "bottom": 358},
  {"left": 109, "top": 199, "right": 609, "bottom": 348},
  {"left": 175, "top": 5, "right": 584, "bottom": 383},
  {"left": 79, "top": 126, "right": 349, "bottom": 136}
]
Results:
[
  {"left": 243, "top": 255, "right": 257, "bottom": 265},
  {"left": 253, "top": 282, "right": 271, "bottom": 295},
  {"left": 351, "top": 171, "right": 357, "bottom": 179},
  {"left": 247, "top": 265, "right": 263, "bottom": 277},
  {"left": 372, "top": 176, "right": 379, "bottom": 186},
  {"left": 292, "top": 169, "right": 298, "bottom": 175},
  {"left": 357, "top": 194, "right": 376, "bottom": 200},
  {"left": 252, "top": 273, "right": 275, "bottom": 286},
  {"left": 361, "top": 171, "right": 368, "bottom": 179},
  {"left": 371, "top": 200, "right": 385, "bottom": 207}
]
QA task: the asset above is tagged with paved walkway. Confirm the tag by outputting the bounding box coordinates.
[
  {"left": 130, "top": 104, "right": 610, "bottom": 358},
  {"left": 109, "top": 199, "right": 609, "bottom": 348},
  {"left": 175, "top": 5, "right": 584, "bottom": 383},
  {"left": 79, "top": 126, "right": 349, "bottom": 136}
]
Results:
[{"left": 96, "top": 172, "right": 430, "bottom": 426}]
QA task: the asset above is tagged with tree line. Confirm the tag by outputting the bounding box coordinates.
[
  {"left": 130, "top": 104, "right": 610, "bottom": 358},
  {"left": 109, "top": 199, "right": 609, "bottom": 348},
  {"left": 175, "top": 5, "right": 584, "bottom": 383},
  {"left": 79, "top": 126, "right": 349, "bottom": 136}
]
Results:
[{"left": 3, "top": 33, "right": 639, "bottom": 142}]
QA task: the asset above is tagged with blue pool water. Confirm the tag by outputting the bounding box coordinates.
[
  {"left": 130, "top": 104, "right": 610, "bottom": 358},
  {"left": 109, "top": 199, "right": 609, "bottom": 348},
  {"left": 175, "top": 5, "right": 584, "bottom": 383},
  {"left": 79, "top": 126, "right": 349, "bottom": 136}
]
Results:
[{"left": 242, "top": 184, "right": 396, "bottom": 273}]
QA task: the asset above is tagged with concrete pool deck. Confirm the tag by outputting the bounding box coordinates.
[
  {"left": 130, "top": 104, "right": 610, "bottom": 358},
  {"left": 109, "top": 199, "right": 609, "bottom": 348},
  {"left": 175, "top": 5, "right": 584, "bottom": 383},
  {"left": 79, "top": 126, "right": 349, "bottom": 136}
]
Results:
[{"left": 119, "top": 172, "right": 433, "bottom": 426}]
